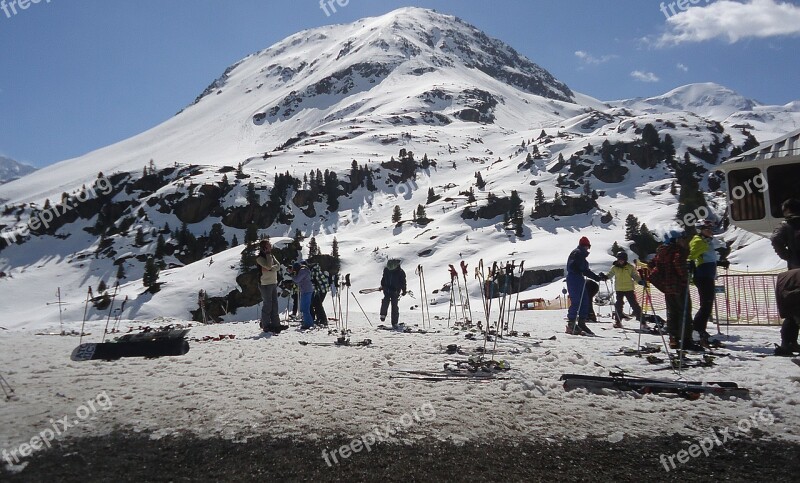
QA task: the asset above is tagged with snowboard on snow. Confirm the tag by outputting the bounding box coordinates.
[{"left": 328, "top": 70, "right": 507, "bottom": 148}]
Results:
[
  {"left": 560, "top": 373, "right": 749, "bottom": 399},
  {"left": 71, "top": 329, "right": 190, "bottom": 361}
]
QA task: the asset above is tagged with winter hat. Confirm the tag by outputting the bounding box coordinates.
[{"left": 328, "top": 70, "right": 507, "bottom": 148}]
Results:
[
  {"left": 664, "top": 229, "right": 685, "bottom": 244},
  {"left": 616, "top": 251, "right": 628, "bottom": 261},
  {"left": 386, "top": 258, "right": 402, "bottom": 270},
  {"left": 292, "top": 262, "right": 302, "bottom": 270},
  {"left": 579, "top": 237, "right": 591, "bottom": 248}
]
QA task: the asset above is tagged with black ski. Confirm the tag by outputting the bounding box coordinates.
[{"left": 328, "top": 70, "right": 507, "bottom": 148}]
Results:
[
  {"left": 71, "top": 328, "right": 190, "bottom": 361},
  {"left": 793, "top": 359, "right": 800, "bottom": 368},
  {"left": 560, "top": 373, "right": 748, "bottom": 399}
]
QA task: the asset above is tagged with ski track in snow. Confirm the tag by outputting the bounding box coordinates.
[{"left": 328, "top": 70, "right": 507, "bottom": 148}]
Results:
[{"left": 1, "top": 310, "right": 798, "bottom": 454}]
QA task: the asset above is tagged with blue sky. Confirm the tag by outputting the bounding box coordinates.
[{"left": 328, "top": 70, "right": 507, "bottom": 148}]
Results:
[{"left": 1, "top": 0, "right": 798, "bottom": 167}]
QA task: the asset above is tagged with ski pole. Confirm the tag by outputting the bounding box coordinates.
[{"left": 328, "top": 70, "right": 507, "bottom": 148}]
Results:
[
  {"left": 79, "top": 287, "right": 93, "bottom": 345},
  {"left": 113, "top": 296, "right": 129, "bottom": 333},
  {"left": 344, "top": 274, "right": 351, "bottom": 332},
  {"left": 102, "top": 282, "right": 119, "bottom": 343},
  {"left": 510, "top": 261, "right": 525, "bottom": 334},
  {"left": 350, "top": 292, "right": 373, "bottom": 327},
  {"left": 449, "top": 265, "right": 465, "bottom": 323},
  {"left": 678, "top": 266, "right": 693, "bottom": 378},
  {"left": 420, "top": 266, "right": 431, "bottom": 329},
  {"left": 460, "top": 261, "right": 473, "bottom": 323}
]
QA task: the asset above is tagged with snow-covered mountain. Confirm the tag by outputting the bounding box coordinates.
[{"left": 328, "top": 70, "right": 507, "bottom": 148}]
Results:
[
  {"left": 0, "top": 7, "right": 796, "bottom": 329},
  {"left": 0, "top": 155, "right": 36, "bottom": 186},
  {"left": 612, "top": 82, "right": 800, "bottom": 137}
]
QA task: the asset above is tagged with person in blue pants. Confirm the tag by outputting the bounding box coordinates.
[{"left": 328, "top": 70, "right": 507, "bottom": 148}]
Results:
[
  {"left": 565, "top": 237, "right": 601, "bottom": 335},
  {"left": 290, "top": 262, "right": 315, "bottom": 330}
]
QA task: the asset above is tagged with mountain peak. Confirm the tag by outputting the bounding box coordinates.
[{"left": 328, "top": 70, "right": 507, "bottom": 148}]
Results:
[
  {"left": 613, "top": 82, "right": 759, "bottom": 119},
  {"left": 0, "top": 155, "right": 37, "bottom": 185}
]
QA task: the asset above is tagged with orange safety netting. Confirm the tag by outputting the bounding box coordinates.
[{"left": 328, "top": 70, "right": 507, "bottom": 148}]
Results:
[{"left": 633, "top": 265, "right": 783, "bottom": 326}]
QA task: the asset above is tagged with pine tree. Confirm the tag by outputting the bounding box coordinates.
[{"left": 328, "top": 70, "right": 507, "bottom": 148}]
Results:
[
  {"left": 143, "top": 257, "right": 159, "bottom": 289},
  {"left": 307, "top": 237, "right": 320, "bottom": 258},
  {"left": 208, "top": 223, "right": 228, "bottom": 254},
  {"left": 624, "top": 215, "right": 640, "bottom": 241},
  {"left": 134, "top": 227, "right": 145, "bottom": 246},
  {"left": 98, "top": 280, "right": 107, "bottom": 293},
  {"left": 331, "top": 237, "right": 341, "bottom": 271},
  {"left": 246, "top": 182, "right": 260, "bottom": 205},
  {"left": 475, "top": 171, "right": 486, "bottom": 190},
  {"left": 467, "top": 187, "right": 476, "bottom": 203},
  {"left": 116, "top": 263, "right": 125, "bottom": 281},
  {"left": 155, "top": 234, "right": 167, "bottom": 258},
  {"left": 416, "top": 204, "right": 427, "bottom": 222},
  {"left": 427, "top": 187, "right": 436, "bottom": 204},
  {"left": 231, "top": 234, "right": 239, "bottom": 247},
  {"left": 244, "top": 223, "right": 259, "bottom": 244},
  {"left": 392, "top": 205, "right": 402, "bottom": 223},
  {"left": 611, "top": 241, "right": 623, "bottom": 257},
  {"left": 535, "top": 187, "right": 545, "bottom": 207}
]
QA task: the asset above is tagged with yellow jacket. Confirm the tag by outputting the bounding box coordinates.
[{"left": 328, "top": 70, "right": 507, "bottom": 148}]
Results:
[{"left": 608, "top": 263, "right": 641, "bottom": 292}]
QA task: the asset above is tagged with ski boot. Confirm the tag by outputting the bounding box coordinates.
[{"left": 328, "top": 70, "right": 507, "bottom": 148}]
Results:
[
  {"left": 612, "top": 321, "right": 623, "bottom": 329},
  {"left": 565, "top": 319, "right": 582, "bottom": 335},
  {"left": 577, "top": 319, "right": 595, "bottom": 336}
]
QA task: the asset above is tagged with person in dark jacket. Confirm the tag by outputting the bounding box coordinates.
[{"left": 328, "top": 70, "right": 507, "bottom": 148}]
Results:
[
  {"left": 688, "top": 219, "right": 729, "bottom": 347},
  {"left": 380, "top": 259, "right": 407, "bottom": 328},
  {"left": 290, "top": 261, "right": 315, "bottom": 330},
  {"left": 308, "top": 262, "right": 329, "bottom": 326},
  {"left": 649, "top": 230, "right": 703, "bottom": 351},
  {"left": 565, "top": 237, "right": 601, "bottom": 335},
  {"left": 772, "top": 199, "right": 800, "bottom": 355},
  {"left": 771, "top": 199, "right": 800, "bottom": 270}
]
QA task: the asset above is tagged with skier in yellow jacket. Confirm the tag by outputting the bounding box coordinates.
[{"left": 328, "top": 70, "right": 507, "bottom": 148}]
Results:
[{"left": 602, "top": 252, "right": 643, "bottom": 329}]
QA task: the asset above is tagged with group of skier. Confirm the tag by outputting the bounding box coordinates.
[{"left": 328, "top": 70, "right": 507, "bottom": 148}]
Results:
[
  {"left": 255, "top": 239, "right": 330, "bottom": 332},
  {"left": 254, "top": 199, "right": 800, "bottom": 357},
  {"left": 564, "top": 198, "right": 800, "bottom": 356},
  {"left": 566, "top": 219, "right": 731, "bottom": 350}
]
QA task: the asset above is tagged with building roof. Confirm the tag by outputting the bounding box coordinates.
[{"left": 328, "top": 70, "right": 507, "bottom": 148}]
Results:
[{"left": 722, "top": 127, "right": 800, "bottom": 166}]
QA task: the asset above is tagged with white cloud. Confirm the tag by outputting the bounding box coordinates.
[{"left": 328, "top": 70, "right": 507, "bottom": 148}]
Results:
[
  {"left": 631, "top": 70, "right": 660, "bottom": 82},
  {"left": 574, "top": 50, "right": 617, "bottom": 65},
  {"left": 658, "top": 0, "right": 800, "bottom": 46},
  {"left": 676, "top": 63, "right": 689, "bottom": 72}
]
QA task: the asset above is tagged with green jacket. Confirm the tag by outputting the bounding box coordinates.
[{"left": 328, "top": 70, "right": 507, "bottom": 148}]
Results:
[{"left": 608, "top": 262, "right": 641, "bottom": 292}]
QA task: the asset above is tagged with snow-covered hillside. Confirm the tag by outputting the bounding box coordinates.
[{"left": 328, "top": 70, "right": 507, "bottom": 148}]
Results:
[
  {"left": 0, "top": 155, "right": 36, "bottom": 186},
  {"left": 0, "top": 7, "right": 796, "bottom": 329}
]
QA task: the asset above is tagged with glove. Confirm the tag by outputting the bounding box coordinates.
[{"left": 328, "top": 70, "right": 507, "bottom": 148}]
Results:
[
  {"left": 598, "top": 272, "right": 608, "bottom": 282},
  {"left": 638, "top": 280, "right": 645, "bottom": 286},
  {"left": 717, "top": 259, "right": 730, "bottom": 269},
  {"left": 401, "top": 290, "right": 407, "bottom": 296}
]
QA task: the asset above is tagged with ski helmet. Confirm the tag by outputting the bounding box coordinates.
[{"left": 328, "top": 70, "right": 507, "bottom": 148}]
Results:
[
  {"left": 664, "top": 229, "right": 685, "bottom": 243},
  {"left": 616, "top": 251, "right": 628, "bottom": 261},
  {"left": 695, "top": 219, "right": 714, "bottom": 231},
  {"left": 579, "top": 236, "right": 591, "bottom": 248}
]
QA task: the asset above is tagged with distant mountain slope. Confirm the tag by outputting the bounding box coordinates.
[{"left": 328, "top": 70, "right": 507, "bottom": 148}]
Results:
[{"left": 0, "top": 155, "right": 36, "bottom": 185}]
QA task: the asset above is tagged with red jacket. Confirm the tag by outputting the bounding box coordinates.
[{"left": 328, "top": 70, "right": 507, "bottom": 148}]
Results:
[{"left": 649, "top": 243, "right": 689, "bottom": 295}]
